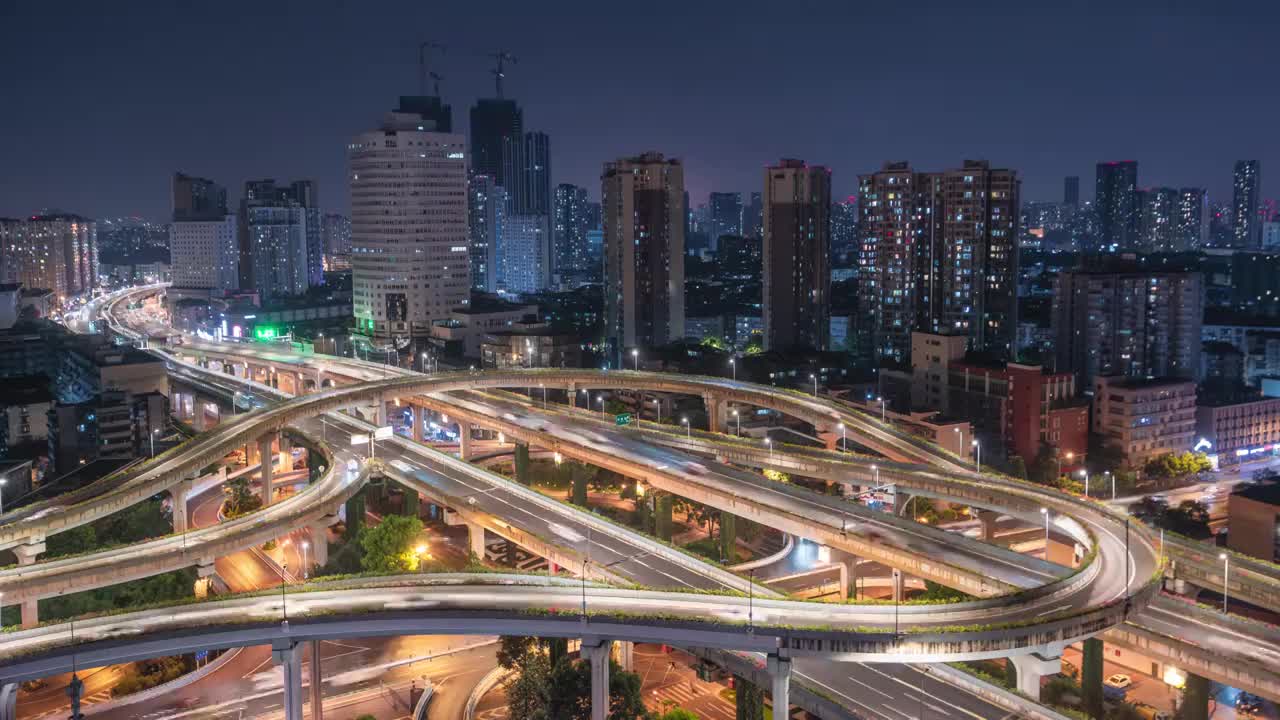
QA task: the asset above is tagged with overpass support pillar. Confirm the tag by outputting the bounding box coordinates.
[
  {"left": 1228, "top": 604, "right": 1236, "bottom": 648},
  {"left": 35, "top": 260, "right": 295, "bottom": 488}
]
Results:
[
  {"left": 271, "top": 640, "right": 305, "bottom": 720},
  {"left": 703, "top": 394, "right": 725, "bottom": 433},
  {"left": 767, "top": 654, "right": 792, "bottom": 718},
  {"left": 14, "top": 542, "right": 43, "bottom": 628},
  {"left": 614, "top": 640, "right": 635, "bottom": 672},
  {"left": 310, "top": 522, "right": 330, "bottom": 569},
  {"left": 459, "top": 422, "right": 474, "bottom": 460},
  {"left": 976, "top": 510, "right": 999, "bottom": 542},
  {"left": 194, "top": 561, "right": 218, "bottom": 599},
  {"left": 893, "top": 490, "right": 911, "bottom": 517},
  {"left": 260, "top": 435, "right": 276, "bottom": 505},
  {"left": 309, "top": 639, "right": 324, "bottom": 720},
  {"left": 0, "top": 682, "right": 16, "bottom": 720},
  {"left": 1009, "top": 651, "right": 1061, "bottom": 701},
  {"left": 374, "top": 397, "right": 387, "bottom": 428},
  {"left": 846, "top": 556, "right": 860, "bottom": 599},
  {"left": 412, "top": 405, "right": 424, "bottom": 443},
  {"left": 171, "top": 477, "right": 193, "bottom": 533},
  {"left": 568, "top": 382, "right": 577, "bottom": 408},
  {"left": 581, "top": 639, "right": 610, "bottom": 720},
  {"left": 466, "top": 522, "right": 486, "bottom": 559}
]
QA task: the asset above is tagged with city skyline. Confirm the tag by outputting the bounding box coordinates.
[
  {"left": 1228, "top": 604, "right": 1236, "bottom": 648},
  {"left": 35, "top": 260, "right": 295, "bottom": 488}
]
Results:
[{"left": 3, "top": 1, "right": 1278, "bottom": 220}]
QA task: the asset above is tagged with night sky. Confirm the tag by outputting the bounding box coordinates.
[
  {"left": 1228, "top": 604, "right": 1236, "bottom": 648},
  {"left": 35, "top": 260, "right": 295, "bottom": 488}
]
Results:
[{"left": 2, "top": 0, "right": 1276, "bottom": 220}]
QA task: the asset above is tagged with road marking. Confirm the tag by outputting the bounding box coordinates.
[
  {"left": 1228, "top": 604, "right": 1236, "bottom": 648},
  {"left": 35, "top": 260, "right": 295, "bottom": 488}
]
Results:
[{"left": 1035, "top": 604, "right": 1073, "bottom": 617}]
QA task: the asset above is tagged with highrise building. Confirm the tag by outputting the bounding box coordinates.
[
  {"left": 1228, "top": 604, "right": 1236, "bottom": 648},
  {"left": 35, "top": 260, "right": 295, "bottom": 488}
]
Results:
[
  {"left": 0, "top": 215, "right": 97, "bottom": 301},
  {"left": 1175, "top": 188, "right": 1206, "bottom": 251},
  {"left": 1051, "top": 267, "right": 1203, "bottom": 386},
  {"left": 1264, "top": 212, "right": 1280, "bottom": 251},
  {"left": 602, "top": 152, "right": 685, "bottom": 360},
  {"left": 553, "top": 184, "right": 590, "bottom": 277},
  {"left": 1209, "top": 200, "right": 1234, "bottom": 247},
  {"left": 468, "top": 175, "right": 505, "bottom": 292},
  {"left": 857, "top": 160, "right": 1019, "bottom": 363},
  {"left": 322, "top": 213, "right": 352, "bottom": 270},
  {"left": 745, "top": 192, "right": 764, "bottom": 239},
  {"left": 170, "top": 173, "right": 238, "bottom": 292},
  {"left": 502, "top": 132, "right": 551, "bottom": 216},
  {"left": 709, "top": 192, "right": 743, "bottom": 249},
  {"left": 1064, "top": 176, "right": 1080, "bottom": 207},
  {"left": 1234, "top": 160, "right": 1262, "bottom": 248},
  {"left": 469, "top": 99, "right": 523, "bottom": 186},
  {"left": 395, "top": 95, "right": 452, "bottom": 133},
  {"left": 762, "top": 159, "right": 831, "bottom": 351},
  {"left": 500, "top": 215, "right": 550, "bottom": 294},
  {"left": 350, "top": 104, "right": 469, "bottom": 343},
  {"left": 1139, "top": 187, "right": 1179, "bottom": 252},
  {"left": 830, "top": 197, "right": 858, "bottom": 256},
  {"left": 1095, "top": 161, "right": 1139, "bottom": 250},
  {"left": 239, "top": 180, "right": 322, "bottom": 298}
]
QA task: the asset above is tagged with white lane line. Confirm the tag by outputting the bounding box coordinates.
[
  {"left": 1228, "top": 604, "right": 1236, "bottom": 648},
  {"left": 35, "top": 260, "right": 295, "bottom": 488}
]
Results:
[
  {"left": 795, "top": 671, "right": 889, "bottom": 719},
  {"left": 904, "top": 692, "right": 952, "bottom": 717},
  {"left": 1035, "top": 603, "right": 1073, "bottom": 618}
]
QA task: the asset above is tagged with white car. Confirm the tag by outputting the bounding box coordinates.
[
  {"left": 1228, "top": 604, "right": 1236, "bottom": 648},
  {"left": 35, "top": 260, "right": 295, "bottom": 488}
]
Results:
[{"left": 1105, "top": 673, "right": 1132, "bottom": 690}]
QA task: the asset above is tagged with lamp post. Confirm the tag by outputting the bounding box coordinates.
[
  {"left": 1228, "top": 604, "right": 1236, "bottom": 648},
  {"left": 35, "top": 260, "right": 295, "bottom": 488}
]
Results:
[
  {"left": 1219, "top": 552, "right": 1230, "bottom": 614},
  {"left": 729, "top": 358, "right": 736, "bottom": 382},
  {"left": 652, "top": 398, "right": 662, "bottom": 426},
  {"left": 838, "top": 423, "right": 846, "bottom": 452},
  {"left": 871, "top": 464, "right": 880, "bottom": 487},
  {"left": 631, "top": 348, "right": 639, "bottom": 371},
  {"left": 596, "top": 395, "right": 604, "bottom": 416},
  {"left": 972, "top": 439, "right": 980, "bottom": 474},
  {"left": 540, "top": 383, "right": 547, "bottom": 410},
  {"left": 733, "top": 409, "right": 740, "bottom": 436},
  {"left": 878, "top": 396, "right": 887, "bottom": 422},
  {"left": 1040, "top": 507, "right": 1050, "bottom": 551},
  {"left": 150, "top": 427, "right": 160, "bottom": 457},
  {"left": 681, "top": 416, "right": 690, "bottom": 438},
  {"left": 301, "top": 541, "right": 310, "bottom": 579},
  {"left": 0, "top": 478, "right": 6, "bottom": 514},
  {"left": 953, "top": 427, "right": 963, "bottom": 456},
  {"left": 1079, "top": 469, "right": 1089, "bottom": 498},
  {"left": 765, "top": 437, "right": 773, "bottom": 461},
  {"left": 809, "top": 373, "right": 818, "bottom": 397},
  {"left": 1108, "top": 471, "right": 1115, "bottom": 500},
  {"left": 280, "top": 561, "right": 289, "bottom": 624}
]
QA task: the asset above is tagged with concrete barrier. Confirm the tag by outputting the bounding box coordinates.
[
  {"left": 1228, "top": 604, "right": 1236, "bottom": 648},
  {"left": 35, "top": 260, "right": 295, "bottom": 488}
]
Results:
[
  {"left": 463, "top": 665, "right": 513, "bottom": 720},
  {"left": 928, "top": 663, "right": 1075, "bottom": 720},
  {"left": 83, "top": 646, "right": 242, "bottom": 716}
]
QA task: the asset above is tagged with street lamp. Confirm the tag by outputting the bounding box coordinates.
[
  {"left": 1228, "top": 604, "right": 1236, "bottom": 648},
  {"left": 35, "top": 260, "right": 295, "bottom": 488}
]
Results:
[
  {"left": 150, "top": 427, "right": 160, "bottom": 457},
  {"left": 809, "top": 373, "right": 818, "bottom": 397},
  {"left": 871, "top": 464, "right": 880, "bottom": 487},
  {"left": 301, "top": 541, "right": 310, "bottom": 579},
  {"left": 631, "top": 348, "right": 639, "bottom": 371},
  {"left": 878, "top": 396, "right": 887, "bottom": 422},
  {"left": 540, "top": 383, "right": 547, "bottom": 409},
  {"left": 1040, "top": 507, "right": 1050, "bottom": 551},
  {"left": 0, "top": 478, "right": 6, "bottom": 514},
  {"left": 1107, "top": 471, "right": 1115, "bottom": 500},
  {"left": 1219, "top": 552, "right": 1230, "bottom": 614},
  {"left": 953, "top": 427, "right": 963, "bottom": 456},
  {"left": 729, "top": 358, "right": 736, "bottom": 382},
  {"left": 1079, "top": 469, "right": 1089, "bottom": 498},
  {"left": 596, "top": 395, "right": 604, "bottom": 416},
  {"left": 652, "top": 398, "right": 662, "bottom": 426},
  {"left": 732, "top": 409, "right": 741, "bottom": 436},
  {"left": 681, "top": 416, "right": 690, "bottom": 438},
  {"left": 838, "top": 422, "right": 846, "bottom": 452},
  {"left": 971, "top": 439, "right": 980, "bottom": 474},
  {"left": 765, "top": 437, "right": 773, "bottom": 461}
]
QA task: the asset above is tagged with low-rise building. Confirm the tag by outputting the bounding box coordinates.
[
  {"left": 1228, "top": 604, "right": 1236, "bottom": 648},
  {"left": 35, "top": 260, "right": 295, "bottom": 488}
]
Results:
[
  {"left": 1227, "top": 482, "right": 1280, "bottom": 562},
  {"left": 0, "top": 375, "right": 52, "bottom": 462},
  {"left": 1196, "top": 394, "right": 1280, "bottom": 466},
  {"left": 480, "top": 330, "right": 583, "bottom": 370},
  {"left": 1092, "top": 376, "right": 1197, "bottom": 466},
  {"left": 428, "top": 296, "right": 540, "bottom": 359}
]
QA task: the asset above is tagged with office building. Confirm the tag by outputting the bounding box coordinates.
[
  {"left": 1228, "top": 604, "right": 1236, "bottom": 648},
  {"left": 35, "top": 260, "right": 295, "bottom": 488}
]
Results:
[
  {"left": 173, "top": 172, "right": 228, "bottom": 221},
  {"left": 1095, "top": 161, "right": 1139, "bottom": 250},
  {"left": 469, "top": 98, "right": 522, "bottom": 185},
  {"left": 1234, "top": 160, "right": 1262, "bottom": 248},
  {"left": 502, "top": 131, "right": 551, "bottom": 216},
  {"left": 0, "top": 215, "right": 97, "bottom": 302},
  {"left": 1175, "top": 188, "right": 1207, "bottom": 251},
  {"left": 762, "top": 159, "right": 831, "bottom": 351},
  {"left": 744, "top": 192, "right": 764, "bottom": 239},
  {"left": 1209, "top": 200, "right": 1234, "bottom": 247},
  {"left": 1093, "top": 376, "right": 1197, "bottom": 467},
  {"left": 1064, "top": 176, "right": 1080, "bottom": 207},
  {"left": 1263, "top": 213, "right": 1280, "bottom": 250},
  {"left": 350, "top": 103, "right": 470, "bottom": 343},
  {"left": 857, "top": 160, "right": 1020, "bottom": 363},
  {"left": 500, "top": 215, "right": 550, "bottom": 295},
  {"left": 1140, "top": 187, "right": 1179, "bottom": 252},
  {"left": 394, "top": 95, "right": 452, "bottom": 133},
  {"left": 602, "top": 152, "right": 685, "bottom": 360},
  {"left": 1197, "top": 395, "right": 1280, "bottom": 466},
  {"left": 468, "top": 176, "right": 505, "bottom": 293},
  {"left": 170, "top": 173, "right": 238, "bottom": 292},
  {"left": 1051, "top": 267, "right": 1203, "bottom": 386},
  {"left": 553, "top": 184, "right": 590, "bottom": 277},
  {"left": 239, "top": 179, "right": 322, "bottom": 297},
  {"left": 322, "top": 213, "right": 352, "bottom": 270},
  {"left": 709, "top": 192, "right": 743, "bottom": 249},
  {"left": 830, "top": 197, "right": 858, "bottom": 257}
]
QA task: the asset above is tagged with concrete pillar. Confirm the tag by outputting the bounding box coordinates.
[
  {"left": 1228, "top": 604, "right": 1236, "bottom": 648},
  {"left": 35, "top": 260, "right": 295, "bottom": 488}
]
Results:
[
  {"left": 846, "top": 556, "right": 860, "bottom": 599},
  {"left": 1009, "top": 651, "right": 1061, "bottom": 701},
  {"left": 192, "top": 401, "right": 207, "bottom": 431},
  {"left": 309, "top": 640, "right": 324, "bottom": 720},
  {"left": 13, "top": 542, "right": 44, "bottom": 626},
  {"left": 260, "top": 436, "right": 275, "bottom": 505},
  {"left": 767, "top": 654, "right": 792, "bottom": 718},
  {"left": 836, "top": 560, "right": 849, "bottom": 599},
  {"left": 459, "top": 422, "right": 474, "bottom": 460},
  {"left": 977, "top": 510, "right": 999, "bottom": 542},
  {"left": 412, "top": 406, "right": 424, "bottom": 443},
  {"left": 582, "top": 640, "right": 610, "bottom": 720},
  {"left": 12, "top": 541, "right": 44, "bottom": 566},
  {"left": 19, "top": 600, "right": 37, "bottom": 630},
  {"left": 894, "top": 490, "right": 911, "bottom": 517},
  {"left": 374, "top": 397, "right": 387, "bottom": 427},
  {"left": 194, "top": 561, "right": 218, "bottom": 599},
  {"left": 466, "top": 522, "right": 486, "bottom": 559},
  {"left": 311, "top": 523, "right": 329, "bottom": 568},
  {"left": 171, "top": 477, "right": 192, "bottom": 533},
  {"left": 892, "top": 568, "right": 904, "bottom": 602},
  {"left": 271, "top": 640, "right": 304, "bottom": 720},
  {"left": 0, "top": 682, "right": 17, "bottom": 720},
  {"left": 614, "top": 640, "right": 634, "bottom": 672},
  {"left": 703, "top": 394, "right": 724, "bottom": 433},
  {"left": 568, "top": 382, "right": 577, "bottom": 407}
]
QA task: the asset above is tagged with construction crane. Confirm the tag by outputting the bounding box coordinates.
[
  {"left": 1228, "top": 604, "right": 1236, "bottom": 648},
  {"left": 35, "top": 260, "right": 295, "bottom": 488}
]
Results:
[
  {"left": 489, "top": 49, "right": 517, "bottom": 99},
  {"left": 419, "top": 42, "right": 445, "bottom": 96}
]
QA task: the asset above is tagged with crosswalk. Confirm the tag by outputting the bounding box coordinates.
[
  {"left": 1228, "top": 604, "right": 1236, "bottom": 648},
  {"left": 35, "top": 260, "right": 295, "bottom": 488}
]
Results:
[{"left": 643, "top": 679, "right": 736, "bottom": 720}]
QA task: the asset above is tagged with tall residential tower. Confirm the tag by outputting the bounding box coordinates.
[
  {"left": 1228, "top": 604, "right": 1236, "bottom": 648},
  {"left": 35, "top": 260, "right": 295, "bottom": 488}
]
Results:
[{"left": 762, "top": 159, "right": 831, "bottom": 351}]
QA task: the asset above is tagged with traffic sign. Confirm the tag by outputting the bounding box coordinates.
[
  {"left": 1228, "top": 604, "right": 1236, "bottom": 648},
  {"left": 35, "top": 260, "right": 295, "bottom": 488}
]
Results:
[{"left": 615, "top": 413, "right": 633, "bottom": 426}]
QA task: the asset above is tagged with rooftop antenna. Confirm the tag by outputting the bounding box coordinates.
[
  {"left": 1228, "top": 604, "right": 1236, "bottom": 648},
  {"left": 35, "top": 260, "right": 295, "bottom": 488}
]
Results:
[
  {"left": 419, "top": 42, "right": 445, "bottom": 96},
  {"left": 489, "top": 49, "right": 518, "bottom": 99}
]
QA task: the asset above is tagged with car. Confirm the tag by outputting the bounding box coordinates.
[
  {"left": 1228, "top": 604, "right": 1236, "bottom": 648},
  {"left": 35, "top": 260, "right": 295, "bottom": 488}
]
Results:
[
  {"left": 1132, "top": 703, "right": 1171, "bottom": 720},
  {"left": 1105, "top": 674, "right": 1132, "bottom": 690},
  {"left": 1237, "top": 692, "right": 1264, "bottom": 716}
]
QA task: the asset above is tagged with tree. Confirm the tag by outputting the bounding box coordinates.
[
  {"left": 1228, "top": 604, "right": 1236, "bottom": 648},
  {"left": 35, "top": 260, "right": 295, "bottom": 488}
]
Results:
[
  {"left": 1144, "top": 452, "right": 1213, "bottom": 480},
  {"left": 734, "top": 675, "right": 765, "bottom": 720},
  {"left": 1107, "top": 703, "right": 1145, "bottom": 720},
  {"left": 497, "top": 636, "right": 540, "bottom": 671},
  {"left": 343, "top": 490, "right": 366, "bottom": 541},
  {"left": 1028, "top": 444, "right": 1059, "bottom": 486},
  {"left": 608, "top": 662, "right": 648, "bottom": 720},
  {"left": 571, "top": 463, "right": 590, "bottom": 507},
  {"left": 720, "top": 511, "right": 737, "bottom": 563},
  {"left": 547, "top": 656, "right": 592, "bottom": 720},
  {"left": 358, "top": 514, "right": 424, "bottom": 573},
  {"left": 1081, "top": 637, "right": 1104, "bottom": 719},
  {"left": 1164, "top": 500, "right": 1211, "bottom": 538},
  {"left": 658, "top": 709, "right": 699, "bottom": 720},
  {"left": 224, "top": 476, "right": 263, "bottom": 519},
  {"left": 506, "top": 651, "right": 551, "bottom": 720},
  {"left": 655, "top": 492, "right": 674, "bottom": 541},
  {"left": 515, "top": 443, "right": 532, "bottom": 484},
  {"left": 1180, "top": 673, "right": 1211, "bottom": 720},
  {"left": 1007, "top": 455, "right": 1029, "bottom": 481}
]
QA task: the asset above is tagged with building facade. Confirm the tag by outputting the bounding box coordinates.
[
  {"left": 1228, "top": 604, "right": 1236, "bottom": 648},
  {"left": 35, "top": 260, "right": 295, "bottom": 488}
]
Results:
[
  {"left": 1175, "top": 188, "right": 1207, "bottom": 251},
  {"left": 709, "top": 192, "right": 743, "bottom": 250},
  {"left": 350, "top": 106, "right": 470, "bottom": 343},
  {"left": 602, "top": 152, "right": 685, "bottom": 361},
  {"left": 762, "top": 159, "right": 831, "bottom": 351},
  {"left": 0, "top": 216, "right": 97, "bottom": 302},
  {"left": 500, "top": 214, "right": 550, "bottom": 295},
  {"left": 468, "top": 175, "right": 505, "bottom": 293},
  {"left": 1052, "top": 268, "right": 1203, "bottom": 386},
  {"left": 1196, "top": 395, "right": 1280, "bottom": 465},
  {"left": 1095, "top": 161, "right": 1139, "bottom": 250},
  {"left": 170, "top": 215, "right": 238, "bottom": 291},
  {"left": 469, "top": 98, "right": 522, "bottom": 185},
  {"left": 322, "top": 213, "right": 352, "bottom": 270},
  {"left": 1234, "top": 160, "right": 1262, "bottom": 248},
  {"left": 1093, "top": 376, "right": 1197, "bottom": 466},
  {"left": 1140, "top": 187, "right": 1179, "bottom": 252},
  {"left": 553, "top": 183, "right": 590, "bottom": 279}
]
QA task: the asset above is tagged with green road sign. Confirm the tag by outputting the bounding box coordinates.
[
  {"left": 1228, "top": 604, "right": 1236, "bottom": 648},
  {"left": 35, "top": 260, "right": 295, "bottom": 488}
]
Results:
[{"left": 615, "top": 413, "right": 633, "bottom": 426}]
